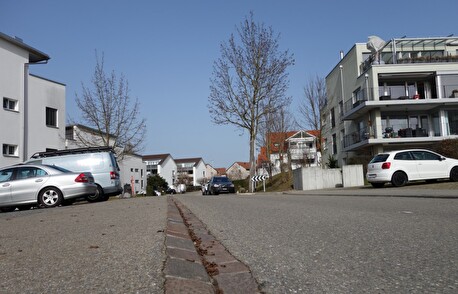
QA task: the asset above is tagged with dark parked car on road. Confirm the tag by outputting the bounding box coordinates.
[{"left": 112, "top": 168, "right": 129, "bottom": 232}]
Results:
[
  {"left": 203, "top": 176, "right": 235, "bottom": 195},
  {"left": 0, "top": 164, "right": 97, "bottom": 212}
]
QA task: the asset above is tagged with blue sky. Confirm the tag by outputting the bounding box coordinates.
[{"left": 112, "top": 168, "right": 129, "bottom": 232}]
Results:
[{"left": 2, "top": 0, "right": 458, "bottom": 168}]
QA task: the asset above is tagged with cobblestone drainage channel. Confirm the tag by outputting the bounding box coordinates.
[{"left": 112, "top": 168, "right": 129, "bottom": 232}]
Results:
[{"left": 163, "top": 196, "right": 261, "bottom": 293}]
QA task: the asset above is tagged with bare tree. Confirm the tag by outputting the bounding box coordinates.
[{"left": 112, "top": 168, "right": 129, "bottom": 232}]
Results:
[
  {"left": 298, "top": 75, "right": 326, "bottom": 152},
  {"left": 208, "top": 12, "right": 294, "bottom": 192},
  {"left": 73, "top": 52, "right": 146, "bottom": 159}
]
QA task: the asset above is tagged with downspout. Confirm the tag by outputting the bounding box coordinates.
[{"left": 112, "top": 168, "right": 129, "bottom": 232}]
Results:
[{"left": 23, "top": 63, "right": 29, "bottom": 162}]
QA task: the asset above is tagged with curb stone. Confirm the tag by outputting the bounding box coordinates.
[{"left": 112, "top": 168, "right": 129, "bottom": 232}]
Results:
[{"left": 164, "top": 197, "right": 261, "bottom": 293}]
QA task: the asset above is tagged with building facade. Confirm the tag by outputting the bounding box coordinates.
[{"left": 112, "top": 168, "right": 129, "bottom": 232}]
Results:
[
  {"left": 257, "top": 130, "right": 321, "bottom": 176},
  {"left": 175, "top": 157, "right": 206, "bottom": 186},
  {"left": 226, "top": 162, "right": 250, "bottom": 180},
  {"left": 323, "top": 36, "right": 458, "bottom": 166},
  {"left": 1, "top": 32, "right": 65, "bottom": 167},
  {"left": 143, "top": 153, "right": 177, "bottom": 187}
]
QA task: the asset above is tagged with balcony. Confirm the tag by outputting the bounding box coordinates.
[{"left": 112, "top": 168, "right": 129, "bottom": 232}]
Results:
[{"left": 289, "top": 146, "right": 317, "bottom": 160}]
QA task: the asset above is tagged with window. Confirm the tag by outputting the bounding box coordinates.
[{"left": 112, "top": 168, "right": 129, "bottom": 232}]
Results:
[
  {"left": 3, "top": 97, "right": 18, "bottom": 111},
  {"left": 46, "top": 107, "right": 58, "bottom": 127},
  {"left": 0, "top": 168, "right": 14, "bottom": 182},
  {"left": 330, "top": 108, "right": 336, "bottom": 128},
  {"left": 2, "top": 144, "right": 18, "bottom": 156},
  {"left": 394, "top": 152, "right": 413, "bottom": 160},
  {"left": 332, "top": 134, "right": 337, "bottom": 154}
]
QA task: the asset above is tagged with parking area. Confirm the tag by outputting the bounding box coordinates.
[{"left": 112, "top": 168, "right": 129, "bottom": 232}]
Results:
[{"left": 0, "top": 197, "right": 167, "bottom": 293}]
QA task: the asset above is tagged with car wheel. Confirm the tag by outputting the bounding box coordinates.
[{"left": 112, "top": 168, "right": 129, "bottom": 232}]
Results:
[
  {"left": 86, "top": 185, "right": 104, "bottom": 202},
  {"left": 370, "top": 182, "right": 385, "bottom": 188},
  {"left": 391, "top": 171, "right": 408, "bottom": 187},
  {"left": 0, "top": 207, "right": 16, "bottom": 213},
  {"left": 450, "top": 166, "right": 458, "bottom": 182},
  {"left": 38, "top": 187, "right": 63, "bottom": 208}
]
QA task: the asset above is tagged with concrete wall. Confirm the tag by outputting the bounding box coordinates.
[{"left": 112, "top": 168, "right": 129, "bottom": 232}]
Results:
[{"left": 293, "top": 165, "right": 364, "bottom": 191}]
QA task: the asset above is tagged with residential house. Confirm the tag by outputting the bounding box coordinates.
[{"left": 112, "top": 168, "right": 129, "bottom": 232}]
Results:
[
  {"left": 66, "top": 124, "right": 146, "bottom": 194},
  {"left": 1, "top": 32, "right": 65, "bottom": 167},
  {"left": 143, "top": 153, "right": 177, "bottom": 187},
  {"left": 322, "top": 36, "right": 458, "bottom": 166},
  {"left": 226, "top": 162, "right": 250, "bottom": 180},
  {"left": 205, "top": 164, "right": 218, "bottom": 180},
  {"left": 175, "top": 157, "right": 206, "bottom": 186},
  {"left": 257, "top": 130, "right": 321, "bottom": 176}
]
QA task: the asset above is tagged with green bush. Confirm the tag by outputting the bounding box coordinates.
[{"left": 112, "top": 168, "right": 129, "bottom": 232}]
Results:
[{"left": 147, "top": 174, "right": 168, "bottom": 195}]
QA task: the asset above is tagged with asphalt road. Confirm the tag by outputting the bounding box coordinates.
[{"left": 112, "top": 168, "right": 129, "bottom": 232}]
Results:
[
  {"left": 175, "top": 192, "right": 458, "bottom": 293},
  {"left": 0, "top": 197, "right": 167, "bottom": 293}
]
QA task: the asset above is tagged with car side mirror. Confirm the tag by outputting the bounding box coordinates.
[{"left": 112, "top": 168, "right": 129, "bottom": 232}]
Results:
[{"left": 440, "top": 157, "right": 446, "bottom": 161}]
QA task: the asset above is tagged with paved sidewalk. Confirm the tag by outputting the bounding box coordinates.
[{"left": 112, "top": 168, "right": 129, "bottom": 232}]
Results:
[{"left": 283, "top": 185, "right": 458, "bottom": 198}]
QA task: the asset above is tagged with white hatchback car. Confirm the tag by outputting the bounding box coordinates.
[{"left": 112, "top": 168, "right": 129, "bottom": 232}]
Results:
[{"left": 366, "top": 149, "right": 458, "bottom": 187}]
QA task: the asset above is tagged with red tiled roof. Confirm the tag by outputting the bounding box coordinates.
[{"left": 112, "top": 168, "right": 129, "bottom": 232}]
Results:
[{"left": 215, "top": 168, "right": 226, "bottom": 175}]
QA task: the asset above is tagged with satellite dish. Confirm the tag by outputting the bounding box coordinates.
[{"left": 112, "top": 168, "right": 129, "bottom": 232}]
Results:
[
  {"left": 367, "top": 36, "right": 386, "bottom": 64},
  {"left": 367, "top": 35, "right": 386, "bottom": 52}
]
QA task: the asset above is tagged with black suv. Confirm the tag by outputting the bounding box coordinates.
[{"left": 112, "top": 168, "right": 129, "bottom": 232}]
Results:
[{"left": 203, "top": 176, "right": 235, "bottom": 195}]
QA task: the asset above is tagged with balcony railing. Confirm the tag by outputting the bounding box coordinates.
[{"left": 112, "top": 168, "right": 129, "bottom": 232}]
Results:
[
  {"left": 343, "top": 126, "right": 375, "bottom": 148},
  {"left": 361, "top": 53, "right": 458, "bottom": 72}
]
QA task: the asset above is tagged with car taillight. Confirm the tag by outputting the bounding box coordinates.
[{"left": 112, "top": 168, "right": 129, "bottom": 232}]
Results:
[
  {"left": 75, "top": 173, "right": 89, "bottom": 183},
  {"left": 110, "top": 171, "right": 119, "bottom": 179},
  {"left": 381, "top": 162, "right": 391, "bottom": 169}
]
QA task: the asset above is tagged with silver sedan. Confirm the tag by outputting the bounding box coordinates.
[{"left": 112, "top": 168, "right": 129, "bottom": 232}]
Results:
[{"left": 0, "top": 164, "right": 97, "bottom": 212}]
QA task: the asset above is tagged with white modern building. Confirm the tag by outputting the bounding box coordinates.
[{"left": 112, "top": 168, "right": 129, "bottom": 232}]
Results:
[
  {"left": 175, "top": 157, "right": 206, "bottom": 186},
  {"left": 323, "top": 36, "right": 458, "bottom": 166},
  {"left": 1, "top": 32, "right": 65, "bottom": 168},
  {"left": 142, "top": 153, "right": 177, "bottom": 187}
]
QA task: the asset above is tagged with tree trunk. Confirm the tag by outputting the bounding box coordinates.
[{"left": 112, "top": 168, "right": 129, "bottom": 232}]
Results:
[{"left": 249, "top": 131, "right": 256, "bottom": 193}]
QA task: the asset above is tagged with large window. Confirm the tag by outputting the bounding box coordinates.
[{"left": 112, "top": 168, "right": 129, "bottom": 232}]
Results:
[
  {"left": 3, "top": 97, "right": 18, "bottom": 111},
  {"left": 46, "top": 107, "right": 58, "bottom": 127},
  {"left": 439, "top": 74, "right": 458, "bottom": 98},
  {"left": 2, "top": 144, "right": 18, "bottom": 156}
]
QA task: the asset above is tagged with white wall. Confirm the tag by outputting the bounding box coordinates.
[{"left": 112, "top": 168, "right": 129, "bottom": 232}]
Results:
[
  {"left": 159, "top": 156, "right": 177, "bottom": 187},
  {"left": 193, "top": 160, "right": 206, "bottom": 186},
  {"left": 0, "top": 38, "right": 27, "bottom": 167},
  {"left": 27, "top": 75, "right": 66, "bottom": 157},
  {"left": 119, "top": 154, "right": 147, "bottom": 194}
]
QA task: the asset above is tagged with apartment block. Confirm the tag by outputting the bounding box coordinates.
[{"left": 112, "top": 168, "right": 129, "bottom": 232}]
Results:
[
  {"left": 323, "top": 36, "right": 458, "bottom": 166},
  {"left": 1, "top": 32, "right": 65, "bottom": 168}
]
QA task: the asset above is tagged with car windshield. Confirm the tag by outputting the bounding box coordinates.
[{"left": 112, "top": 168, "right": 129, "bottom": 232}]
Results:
[
  {"left": 213, "top": 177, "right": 231, "bottom": 183},
  {"left": 369, "top": 154, "right": 389, "bottom": 163}
]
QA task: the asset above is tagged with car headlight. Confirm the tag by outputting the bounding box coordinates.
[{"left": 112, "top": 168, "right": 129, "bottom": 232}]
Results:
[{"left": 213, "top": 184, "right": 220, "bottom": 187}]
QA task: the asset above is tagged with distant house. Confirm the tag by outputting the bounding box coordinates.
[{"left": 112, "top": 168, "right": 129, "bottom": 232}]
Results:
[
  {"left": 175, "top": 157, "right": 206, "bottom": 186},
  {"left": 142, "top": 154, "right": 177, "bottom": 187},
  {"left": 205, "top": 164, "right": 218, "bottom": 180},
  {"left": 257, "top": 130, "right": 321, "bottom": 176},
  {"left": 226, "top": 162, "right": 250, "bottom": 180}
]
